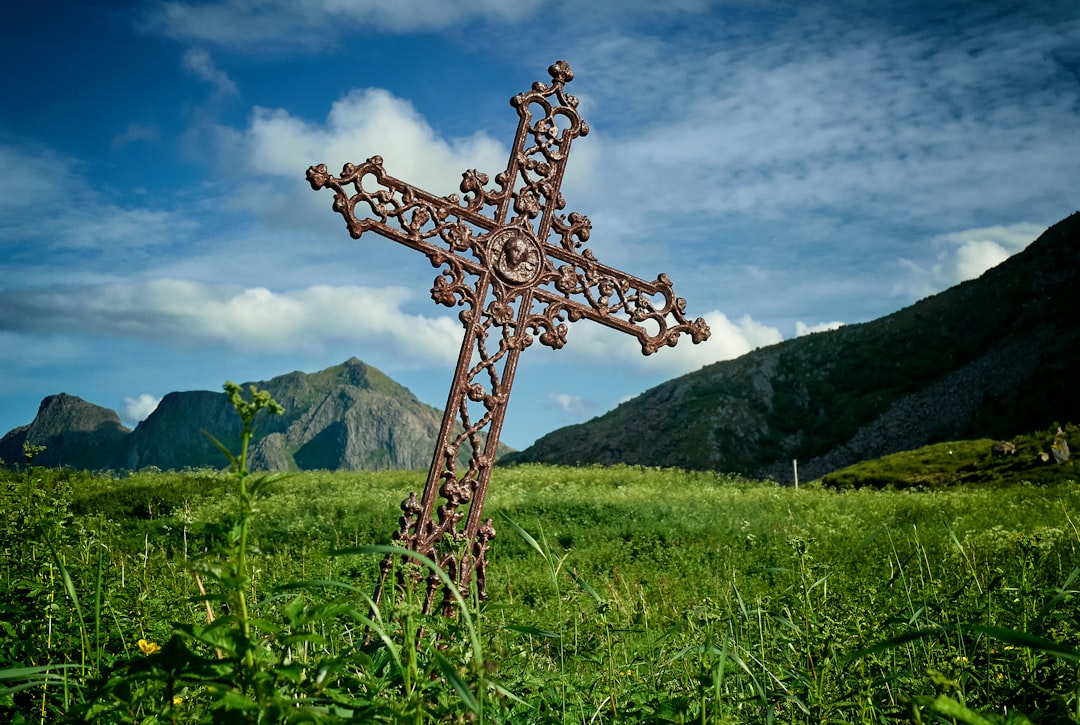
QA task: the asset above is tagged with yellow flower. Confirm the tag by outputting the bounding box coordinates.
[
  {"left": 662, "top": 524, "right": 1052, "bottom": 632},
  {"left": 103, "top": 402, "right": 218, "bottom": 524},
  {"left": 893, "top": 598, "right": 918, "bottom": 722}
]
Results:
[
  {"left": 172, "top": 696, "right": 183, "bottom": 706},
  {"left": 138, "top": 638, "right": 161, "bottom": 655}
]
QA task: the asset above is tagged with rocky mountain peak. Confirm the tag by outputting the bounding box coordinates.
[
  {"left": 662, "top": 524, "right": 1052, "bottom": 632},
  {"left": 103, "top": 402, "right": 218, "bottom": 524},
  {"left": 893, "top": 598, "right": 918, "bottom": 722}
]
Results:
[{"left": 0, "top": 393, "right": 130, "bottom": 469}]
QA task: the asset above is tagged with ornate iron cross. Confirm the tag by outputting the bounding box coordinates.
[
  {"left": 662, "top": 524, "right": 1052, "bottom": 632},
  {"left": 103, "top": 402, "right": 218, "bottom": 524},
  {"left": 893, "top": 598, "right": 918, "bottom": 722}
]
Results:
[{"left": 307, "top": 61, "right": 710, "bottom": 615}]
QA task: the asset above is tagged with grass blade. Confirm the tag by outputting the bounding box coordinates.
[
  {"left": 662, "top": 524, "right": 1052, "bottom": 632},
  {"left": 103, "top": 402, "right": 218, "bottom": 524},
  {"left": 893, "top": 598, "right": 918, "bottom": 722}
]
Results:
[
  {"left": 498, "top": 511, "right": 546, "bottom": 559},
  {"left": 433, "top": 650, "right": 480, "bottom": 715},
  {"left": 504, "top": 623, "right": 561, "bottom": 639},
  {"left": 963, "top": 624, "right": 1080, "bottom": 662}
]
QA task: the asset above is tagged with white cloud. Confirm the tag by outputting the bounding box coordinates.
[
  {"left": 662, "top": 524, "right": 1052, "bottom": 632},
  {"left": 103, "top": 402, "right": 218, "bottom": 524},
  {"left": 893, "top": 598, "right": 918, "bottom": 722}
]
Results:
[
  {"left": 182, "top": 48, "right": 238, "bottom": 96},
  {"left": 795, "top": 320, "right": 844, "bottom": 337},
  {"left": 123, "top": 393, "right": 161, "bottom": 424},
  {"left": 556, "top": 309, "right": 782, "bottom": 377},
  {"left": 0, "top": 281, "right": 462, "bottom": 365},
  {"left": 143, "top": 0, "right": 544, "bottom": 52},
  {"left": 894, "top": 222, "right": 1043, "bottom": 299},
  {"left": 236, "top": 89, "right": 507, "bottom": 193},
  {"left": 547, "top": 392, "right": 589, "bottom": 418},
  {"left": 0, "top": 276, "right": 782, "bottom": 381}
]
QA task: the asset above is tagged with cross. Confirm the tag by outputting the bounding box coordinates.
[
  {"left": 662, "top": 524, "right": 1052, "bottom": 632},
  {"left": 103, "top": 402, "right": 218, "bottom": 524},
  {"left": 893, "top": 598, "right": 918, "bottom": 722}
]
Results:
[{"left": 307, "top": 61, "right": 711, "bottom": 615}]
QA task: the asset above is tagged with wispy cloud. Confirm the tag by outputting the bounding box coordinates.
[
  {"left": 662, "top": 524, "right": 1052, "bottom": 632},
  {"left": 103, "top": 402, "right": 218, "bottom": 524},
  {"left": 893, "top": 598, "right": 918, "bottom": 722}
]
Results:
[
  {"left": 0, "top": 332, "right": 83, "bottom": 367},
  {"left": 182, "top": 48, "right": 238, "bottom": 96},
  {"left": 571, "top": 7, "right": 1080, "bottom": 235},
  {"left": 0, "top": 144, "right": 199, "bottom": 268},
  {"left": 546, "top": 392, "right": 593, "bottom": 421},
  {"left": 111, "top": 122, "right": 160, "bottom": 150},
  {"left": 142, "top": 0, "right": 544, "bottom": 52}
]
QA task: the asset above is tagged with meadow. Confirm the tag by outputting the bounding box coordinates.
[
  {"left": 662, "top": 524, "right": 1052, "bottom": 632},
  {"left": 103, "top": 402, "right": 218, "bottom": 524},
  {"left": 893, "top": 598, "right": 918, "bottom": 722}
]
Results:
[{"left": 1, "top": 392, "right": 1078, "bottom": 723}]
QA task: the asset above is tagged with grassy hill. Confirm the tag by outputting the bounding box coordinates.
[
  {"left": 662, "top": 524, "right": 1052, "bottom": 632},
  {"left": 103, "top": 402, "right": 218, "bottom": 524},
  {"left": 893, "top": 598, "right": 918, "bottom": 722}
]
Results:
[{"left": 819, "top": 422, "right": 1078, "bottom": 489}]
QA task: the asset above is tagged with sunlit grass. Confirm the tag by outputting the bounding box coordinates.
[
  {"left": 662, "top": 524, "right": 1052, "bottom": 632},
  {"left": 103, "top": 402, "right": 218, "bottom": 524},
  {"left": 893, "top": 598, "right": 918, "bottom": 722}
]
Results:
[{"left": 3, "top": 457, "right": 1078, "bottom": 722}]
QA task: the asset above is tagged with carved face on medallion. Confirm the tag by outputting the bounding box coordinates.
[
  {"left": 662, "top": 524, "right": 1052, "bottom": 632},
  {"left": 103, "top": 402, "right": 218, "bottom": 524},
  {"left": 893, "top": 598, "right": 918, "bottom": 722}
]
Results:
[{"left": 488, "top": 227, "right": 542, "bottom": 286}]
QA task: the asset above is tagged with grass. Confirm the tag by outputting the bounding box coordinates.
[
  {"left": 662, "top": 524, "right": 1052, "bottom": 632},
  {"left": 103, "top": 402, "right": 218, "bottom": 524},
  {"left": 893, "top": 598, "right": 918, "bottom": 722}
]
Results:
[{"left": 0, "top": 394, "right": 1077, "bottom": 722}]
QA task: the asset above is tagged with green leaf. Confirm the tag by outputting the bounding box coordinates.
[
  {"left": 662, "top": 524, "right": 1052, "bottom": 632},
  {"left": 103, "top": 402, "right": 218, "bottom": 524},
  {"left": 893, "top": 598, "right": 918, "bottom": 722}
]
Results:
[
  {"left": 963, "top": 624, "right": 1080, "bottom": 662},
  {"left": 497, "top": 511, "right": 546, "bottom": 559},
  {"left": 1037, "top": 565, "right": 1079, "bottom": 623},
  {"left": 503, "top": 623, "right": 561, "bottom": 639},
  {"left": 844, "top": 626, "right": 946, "bottom": 665},
  {"left": 218, "top": 690, "right": 259, "bottom": 711},
  {"left": 203, "top": 431, "right": 238, "bottom": 468},
  {"left": 911, "top": 694, "right": 1004, "bottom": 725},
  {"left": 568, "top": 568, "right": 602, "bottom": 603},
  {"left": 433, "top": 650, "right": 480, "bottom": 715},
  {"left": 0, "top": 664, "right": 84, "bottom": 679}
]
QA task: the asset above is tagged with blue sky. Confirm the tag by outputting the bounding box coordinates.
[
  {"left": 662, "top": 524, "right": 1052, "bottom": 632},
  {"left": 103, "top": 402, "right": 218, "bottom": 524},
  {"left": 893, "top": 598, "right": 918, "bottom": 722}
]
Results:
[{"left": 2, "top": 0, "right": 1078, "bottom": 452}]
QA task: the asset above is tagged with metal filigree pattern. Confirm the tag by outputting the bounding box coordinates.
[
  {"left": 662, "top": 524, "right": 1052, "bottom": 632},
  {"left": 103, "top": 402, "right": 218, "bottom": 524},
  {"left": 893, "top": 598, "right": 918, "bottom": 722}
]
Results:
[{"left": 307, "top": 61, "right": 711, "bottom": 616}]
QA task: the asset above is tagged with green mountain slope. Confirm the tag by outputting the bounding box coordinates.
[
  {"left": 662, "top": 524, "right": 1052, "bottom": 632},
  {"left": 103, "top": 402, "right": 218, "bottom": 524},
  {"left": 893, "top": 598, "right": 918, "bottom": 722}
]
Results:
[{"left": 504, "top": 212, "right": 1080, "bottom": 480}]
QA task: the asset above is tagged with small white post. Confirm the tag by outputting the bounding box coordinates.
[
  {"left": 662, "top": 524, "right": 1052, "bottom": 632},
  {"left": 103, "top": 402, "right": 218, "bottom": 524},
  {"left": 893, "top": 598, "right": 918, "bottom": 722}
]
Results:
[{"left": 793, "top": 459, "right": 799, "bottom": 490}]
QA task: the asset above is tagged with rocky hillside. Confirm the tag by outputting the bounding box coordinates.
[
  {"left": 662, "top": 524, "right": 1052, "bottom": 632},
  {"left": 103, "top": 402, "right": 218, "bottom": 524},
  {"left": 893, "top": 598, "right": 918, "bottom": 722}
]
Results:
[
  {"left": 0, "top": 394, "right": 130, "bottom": 470},
  {"left": 1, "top": 358, "right": 504, "bottom": 472},
  {"left": 503, "top": 212, "right": 1080, "bottom": 480}
]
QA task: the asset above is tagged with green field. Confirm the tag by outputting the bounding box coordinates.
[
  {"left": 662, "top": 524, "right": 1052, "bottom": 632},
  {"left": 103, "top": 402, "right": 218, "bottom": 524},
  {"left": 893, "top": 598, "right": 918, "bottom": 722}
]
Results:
[{"left": 2, "top": 438, "right": 1078, "bottom": 721}]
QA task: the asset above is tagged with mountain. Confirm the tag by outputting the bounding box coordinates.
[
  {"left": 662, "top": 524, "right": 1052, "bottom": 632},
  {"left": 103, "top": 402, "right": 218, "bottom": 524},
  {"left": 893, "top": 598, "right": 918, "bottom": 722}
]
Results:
[
  {"left": 2, "top": 358, "right": 508, "bottom": 472},
  {"left": 0, "top": 394, "right": 130, "bottom": 470},
  {"left": 503, "top": 212, "right": 1080, "bottom": 481}
]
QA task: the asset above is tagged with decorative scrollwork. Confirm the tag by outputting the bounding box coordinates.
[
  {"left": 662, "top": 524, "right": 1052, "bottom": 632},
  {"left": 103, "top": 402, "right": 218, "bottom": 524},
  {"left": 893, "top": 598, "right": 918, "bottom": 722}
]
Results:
[
  {"left": 523, "top": 305, "right": 570, "bottom": 350},
  {"left": 551, "top": 211, "right": 592, "bottom": 252}
]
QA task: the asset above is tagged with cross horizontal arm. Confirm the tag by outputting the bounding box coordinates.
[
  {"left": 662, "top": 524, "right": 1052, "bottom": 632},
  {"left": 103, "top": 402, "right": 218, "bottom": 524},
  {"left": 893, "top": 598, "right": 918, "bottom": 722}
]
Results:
[
  {"left": 533, "top": 264, "right": 710, "bottom": 355},
  {"left": 306, "top": 157, "right": 499, "bottom": 275}
]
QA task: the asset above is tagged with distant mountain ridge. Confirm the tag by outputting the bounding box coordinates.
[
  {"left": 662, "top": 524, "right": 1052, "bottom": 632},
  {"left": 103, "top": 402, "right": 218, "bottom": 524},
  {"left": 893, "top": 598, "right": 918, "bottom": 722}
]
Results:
[
  {"left": 0, "top": 358, "right": 506, "bottom": 472},
  {"left": 503, "top": 212, "right": 1080, "bottom": 480}
]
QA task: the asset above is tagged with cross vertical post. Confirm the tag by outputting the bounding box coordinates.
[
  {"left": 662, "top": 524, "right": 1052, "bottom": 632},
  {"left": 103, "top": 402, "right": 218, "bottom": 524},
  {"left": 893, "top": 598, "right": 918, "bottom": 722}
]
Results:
[{"left": 307, "top": 61, "right": 711, "bottom": 615}]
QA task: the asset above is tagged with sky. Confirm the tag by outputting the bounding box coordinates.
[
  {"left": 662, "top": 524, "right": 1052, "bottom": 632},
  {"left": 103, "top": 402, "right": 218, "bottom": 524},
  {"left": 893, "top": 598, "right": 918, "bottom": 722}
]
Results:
[{"left": 1, "top": 0, "right": 1078, "bottom": 453}]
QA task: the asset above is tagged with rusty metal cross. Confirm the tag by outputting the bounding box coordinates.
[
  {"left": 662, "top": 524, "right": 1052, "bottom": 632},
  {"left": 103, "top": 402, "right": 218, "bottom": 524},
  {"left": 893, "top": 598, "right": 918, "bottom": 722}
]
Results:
[{"left": 307, "top": 61, "right": 710, "bottom": 615}]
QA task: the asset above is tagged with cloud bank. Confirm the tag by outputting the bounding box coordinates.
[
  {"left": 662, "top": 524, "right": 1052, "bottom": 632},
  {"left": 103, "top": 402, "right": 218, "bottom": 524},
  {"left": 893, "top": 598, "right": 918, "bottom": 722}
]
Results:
[{"left": 0, "top": 281, "right": 462, "bottom": 365}]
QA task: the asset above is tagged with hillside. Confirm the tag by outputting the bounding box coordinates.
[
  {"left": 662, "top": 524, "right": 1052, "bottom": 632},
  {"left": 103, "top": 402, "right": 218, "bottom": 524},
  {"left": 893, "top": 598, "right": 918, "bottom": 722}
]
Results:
[
  {"left": 818, "top": 422, "right": 1077, "bottom": 490},
  {"left": 504, "top": 212, "right": 1080, "bottom": 480},
  {"left": 0, "top": 358, "right": 504, "bottom": 472}
]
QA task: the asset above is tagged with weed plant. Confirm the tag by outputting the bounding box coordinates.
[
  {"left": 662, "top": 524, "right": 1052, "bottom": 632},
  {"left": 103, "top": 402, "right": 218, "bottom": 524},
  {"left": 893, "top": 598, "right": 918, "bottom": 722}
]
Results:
[{"left": 0, "top": 393, "right": 1077, "bottom": 722}]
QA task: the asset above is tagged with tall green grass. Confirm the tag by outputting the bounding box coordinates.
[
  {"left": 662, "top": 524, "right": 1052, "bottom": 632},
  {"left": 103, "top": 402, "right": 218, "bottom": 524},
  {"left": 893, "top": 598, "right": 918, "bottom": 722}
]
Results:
[{"left": 1, "top": 430, "right": 1077, "bottom": 721}]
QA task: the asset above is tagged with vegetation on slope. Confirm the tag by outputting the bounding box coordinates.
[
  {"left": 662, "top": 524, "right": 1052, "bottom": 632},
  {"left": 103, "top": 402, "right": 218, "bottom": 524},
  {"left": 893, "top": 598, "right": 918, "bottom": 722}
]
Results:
[{"left": 821, "top": 422, "right": 1079, "bottom": 490}]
